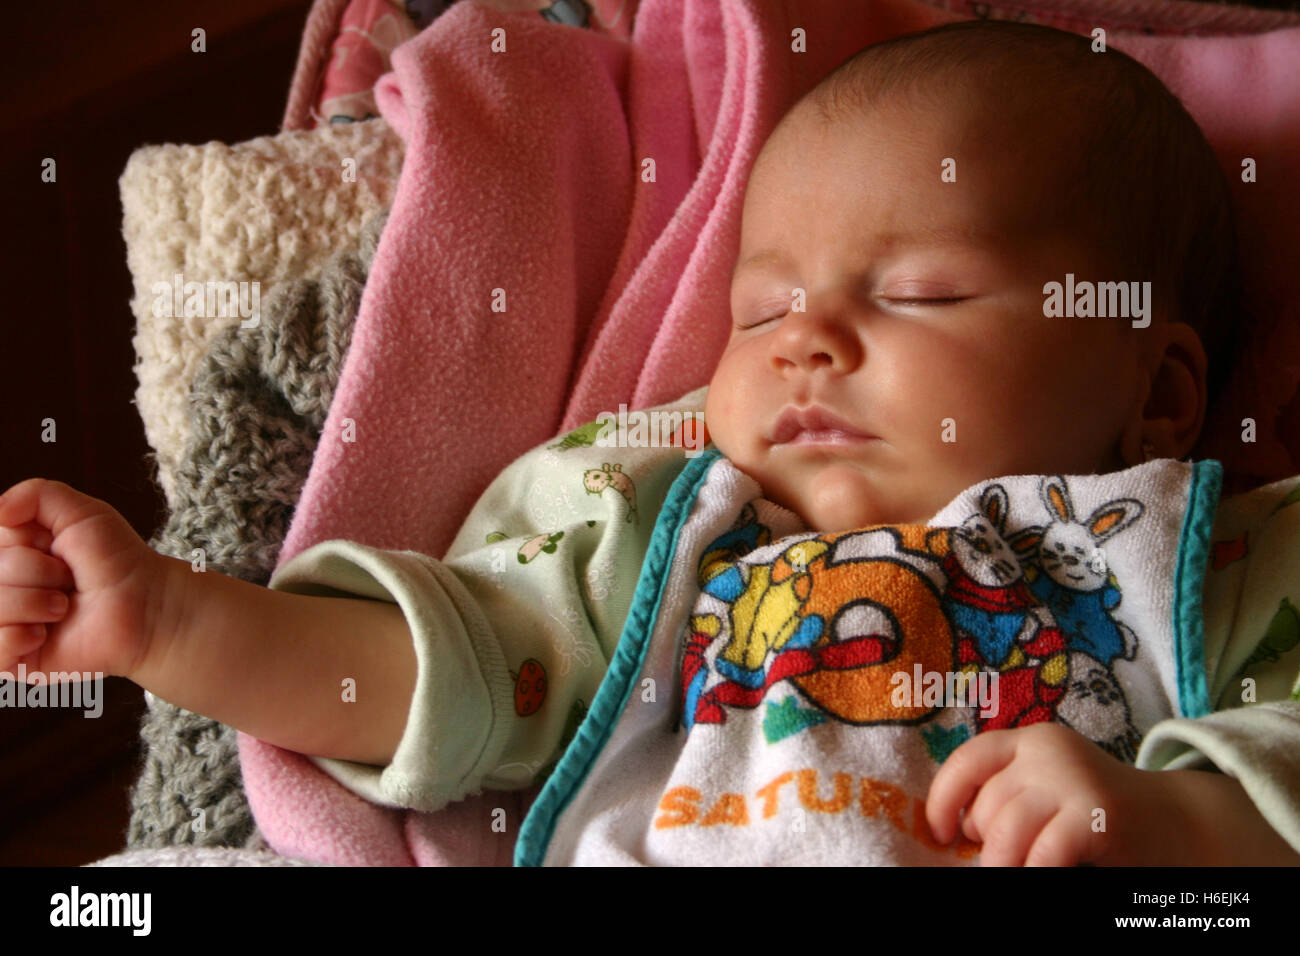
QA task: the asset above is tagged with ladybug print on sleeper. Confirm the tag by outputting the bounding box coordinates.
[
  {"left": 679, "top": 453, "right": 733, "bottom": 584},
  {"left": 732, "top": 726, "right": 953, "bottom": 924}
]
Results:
[{"left": 512, "top": 658, "right": 548, "bottom": 716}]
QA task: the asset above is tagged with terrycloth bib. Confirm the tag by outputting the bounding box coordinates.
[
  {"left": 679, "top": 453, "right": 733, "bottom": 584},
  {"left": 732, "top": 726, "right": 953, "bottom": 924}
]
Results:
[{"left": 517, "top": 450, "right": 1222, "bottom": 865}]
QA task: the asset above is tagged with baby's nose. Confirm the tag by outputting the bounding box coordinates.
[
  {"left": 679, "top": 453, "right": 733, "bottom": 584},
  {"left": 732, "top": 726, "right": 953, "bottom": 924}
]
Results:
[{"left": 771, "top": 312, "right": 859, "bottom": 374}]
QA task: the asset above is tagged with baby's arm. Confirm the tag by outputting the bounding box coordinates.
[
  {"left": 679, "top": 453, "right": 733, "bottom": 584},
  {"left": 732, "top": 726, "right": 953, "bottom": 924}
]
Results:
[
  {"left": 1159, "top": 768, "right": 1300, "bottom": 866},
  {"left": 136, "top": 554, "right": 418, "bottom": 767},
  {"left": 0, "top": 477, "right": 418, "bottom": 768}
]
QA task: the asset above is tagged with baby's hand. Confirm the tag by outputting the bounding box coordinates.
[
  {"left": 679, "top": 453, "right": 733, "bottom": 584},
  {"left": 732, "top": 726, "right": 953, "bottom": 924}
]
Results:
[
  {"left": 926, "top": 722, "right": 1182, "bottom": 866},
  {"left": 0, "top": 478, "right": 167, "bottom": 683}
]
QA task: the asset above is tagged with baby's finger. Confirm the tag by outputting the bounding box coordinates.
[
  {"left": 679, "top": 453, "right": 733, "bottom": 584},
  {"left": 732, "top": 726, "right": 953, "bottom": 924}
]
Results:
[
  {"left": 0, "top": 622, "right": 47, "bottom": 668},
  {"left": 0, "top": 479, "right": 47, "bottom": 526},
  {"left": 0, "top": 585, "right": 70, "bottom": 624},
  {"left": 0, "top": 546, "right": 76, "bottom": 591},
  {"left": 1024, "top": 809, "right": 1093, "bottom": 867},
  {"left": 975, "top": 789, "right": 1057, "bottom": 867},
  {"left": 926, "top": 728, "right": 1017, "bottom": 844},
  {"left": 0, "top": 522, "right": 54, "bottom": 552},
  {"left": 0, "top": 477, "right": 102, "bottom": 541},
  {"left": 960, "top": 759, "right": 1031, "bottom": 846}
]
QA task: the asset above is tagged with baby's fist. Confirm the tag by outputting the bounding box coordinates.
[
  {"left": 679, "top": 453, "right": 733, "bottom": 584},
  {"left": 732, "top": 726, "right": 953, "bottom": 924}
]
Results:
[{"left": 0, "top": 478, "right": 165, "bottom": 682}]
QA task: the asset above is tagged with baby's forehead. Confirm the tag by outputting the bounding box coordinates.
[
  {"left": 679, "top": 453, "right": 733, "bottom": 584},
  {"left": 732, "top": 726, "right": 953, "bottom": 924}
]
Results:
[
  {"left": 764, "top": 76, "right": 1102, "bottom": 193},
  {"left": 741, "top": 102, "right": 1102, "bottom": 247}
]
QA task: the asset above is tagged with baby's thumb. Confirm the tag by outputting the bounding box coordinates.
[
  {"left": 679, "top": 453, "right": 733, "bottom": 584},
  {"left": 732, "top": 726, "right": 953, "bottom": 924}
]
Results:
[{"left": 0, "top": 477, "right": 99, "bottom": 532}]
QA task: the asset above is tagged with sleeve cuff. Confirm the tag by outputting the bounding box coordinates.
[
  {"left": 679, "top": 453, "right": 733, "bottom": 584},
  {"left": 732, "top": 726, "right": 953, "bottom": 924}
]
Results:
[
  {"left": 267, "top": 539, "right": 517, "bottom": 812},
  {"left": 1135, "top": 701, "right": 1300, "bottom": 855}
]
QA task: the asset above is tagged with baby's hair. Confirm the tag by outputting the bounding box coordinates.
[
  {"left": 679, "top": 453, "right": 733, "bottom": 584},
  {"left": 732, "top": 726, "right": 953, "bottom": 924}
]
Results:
[{"left": 795, "top": 19, "right": 1245, "bottom": 415}]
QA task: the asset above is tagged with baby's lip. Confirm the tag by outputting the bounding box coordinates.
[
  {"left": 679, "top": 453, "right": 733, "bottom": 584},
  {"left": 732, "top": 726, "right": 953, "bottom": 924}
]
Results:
[{"left": 770, "top": 405, "right": 878, "bottom": 444}]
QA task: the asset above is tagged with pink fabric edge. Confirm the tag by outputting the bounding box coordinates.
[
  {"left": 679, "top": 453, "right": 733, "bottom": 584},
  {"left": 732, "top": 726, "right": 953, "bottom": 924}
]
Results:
[
  {"left": 282, "top": 0, "right": 356, "bottom": 131},
  {"left": 282, "top": 0, "right": 1300, "bottom": 133}
]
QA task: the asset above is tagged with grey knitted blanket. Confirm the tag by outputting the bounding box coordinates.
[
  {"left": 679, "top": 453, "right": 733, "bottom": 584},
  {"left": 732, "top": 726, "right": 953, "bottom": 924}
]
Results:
[{"left": 126, "top": 211, "right": 388, "bottom": 852}]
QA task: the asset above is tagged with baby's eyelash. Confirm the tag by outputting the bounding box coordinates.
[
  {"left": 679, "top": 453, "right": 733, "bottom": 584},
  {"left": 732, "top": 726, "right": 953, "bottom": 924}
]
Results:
[
  {"left": 737, "top": 312, "right": 786, "bottom": 329},
  {"left": 735, "top": 297, "right": 969, "bottom": 328}
]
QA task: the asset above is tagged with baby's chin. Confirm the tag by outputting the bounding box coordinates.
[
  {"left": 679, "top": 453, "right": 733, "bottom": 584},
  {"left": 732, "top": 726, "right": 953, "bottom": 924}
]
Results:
[{"left": 781, "top": 462, "right": 934, "bottom": 530}]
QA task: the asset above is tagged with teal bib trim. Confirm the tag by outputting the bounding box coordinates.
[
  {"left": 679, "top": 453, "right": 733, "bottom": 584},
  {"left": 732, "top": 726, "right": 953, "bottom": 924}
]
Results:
[
  {"left": 1174, "top": 459, "right": 1223, "bottom": 718},
  {"left": 514, "top": 447, "right": 723, "bottom": 866}
]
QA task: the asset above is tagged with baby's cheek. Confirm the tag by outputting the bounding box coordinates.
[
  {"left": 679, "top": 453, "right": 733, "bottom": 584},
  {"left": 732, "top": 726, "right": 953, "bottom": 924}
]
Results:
[
  {"left": 912, "top": 377, "right": 1003, "bottom": 452},
  {"left": 929, "top": 402, "right": 1035, "bottom": 486},
  {"left": 704, "top": 389, "right": 740, "bottom": 452}
]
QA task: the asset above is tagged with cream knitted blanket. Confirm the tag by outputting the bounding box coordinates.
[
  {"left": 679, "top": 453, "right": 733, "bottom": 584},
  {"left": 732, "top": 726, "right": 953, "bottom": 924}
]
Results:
[{"left": 112, "top": 120, "right": 401, "bottom": 856}]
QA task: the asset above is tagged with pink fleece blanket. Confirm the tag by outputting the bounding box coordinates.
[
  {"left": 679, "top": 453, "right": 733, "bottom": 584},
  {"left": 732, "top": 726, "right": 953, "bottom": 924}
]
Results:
[{"left": 239, "top": 0, "right": 1300, "bottom": 866}]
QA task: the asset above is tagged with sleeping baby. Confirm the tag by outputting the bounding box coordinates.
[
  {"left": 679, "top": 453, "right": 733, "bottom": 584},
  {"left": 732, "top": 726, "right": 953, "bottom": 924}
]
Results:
[{"left": 3, "top": 19, "right": 1299, "bottom": 866}]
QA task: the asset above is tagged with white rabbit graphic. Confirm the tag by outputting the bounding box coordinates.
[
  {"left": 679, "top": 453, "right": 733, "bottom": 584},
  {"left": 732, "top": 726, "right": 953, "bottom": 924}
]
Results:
[
  {"left": 942, "top": 484, "right": 1057, "bottom": 670},
  {"left": 1021, "top": 476, "right": 1144, "bottom": 665}
]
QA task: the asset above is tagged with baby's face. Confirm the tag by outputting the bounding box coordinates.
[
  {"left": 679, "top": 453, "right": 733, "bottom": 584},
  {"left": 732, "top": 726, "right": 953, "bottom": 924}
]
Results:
[{"left": 705, "top": 94, "right": 1147, "bottom": 530}]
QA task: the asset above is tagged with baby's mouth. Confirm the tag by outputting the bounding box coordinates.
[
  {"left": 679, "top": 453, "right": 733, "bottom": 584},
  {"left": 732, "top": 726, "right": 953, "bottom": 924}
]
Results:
[
  {"left": 780, "top": 429, "right": 878, "bottom": 446},
  {"left": 770, "top": 404, "right": 879, "bottom": 445}
]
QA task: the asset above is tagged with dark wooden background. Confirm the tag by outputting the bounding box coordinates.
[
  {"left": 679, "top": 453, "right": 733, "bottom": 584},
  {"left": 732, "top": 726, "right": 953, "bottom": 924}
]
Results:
[{"left": 0, "top": 0, "right": 314, "bottom": 866}]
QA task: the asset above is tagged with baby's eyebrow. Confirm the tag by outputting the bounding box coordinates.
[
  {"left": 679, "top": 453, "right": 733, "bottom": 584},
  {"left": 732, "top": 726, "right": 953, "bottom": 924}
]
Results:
[
  {"left": 733, "top": 248, "right": 794, "bottom": 277},
  {"left": 733, "top": 227, "right": 990, "bottom": 279}
]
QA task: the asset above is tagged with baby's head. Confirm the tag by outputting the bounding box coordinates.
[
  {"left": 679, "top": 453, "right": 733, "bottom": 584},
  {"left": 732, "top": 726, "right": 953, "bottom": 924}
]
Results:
[{"left": 705, "top": 19, "right": 1242, "bottom": 530}]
